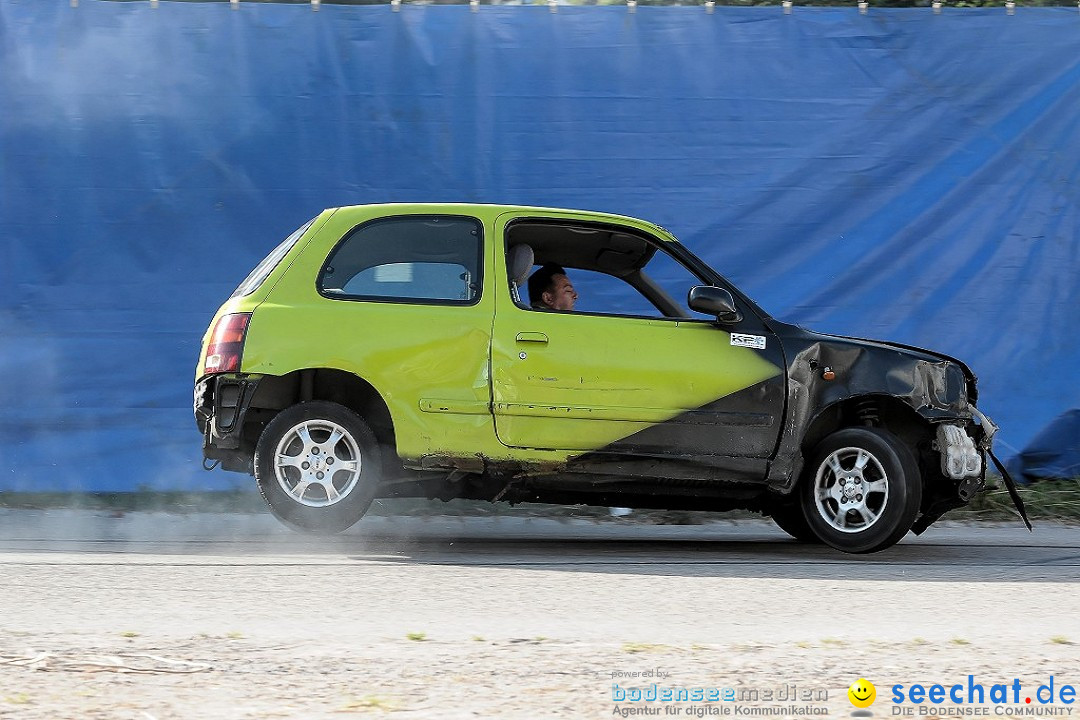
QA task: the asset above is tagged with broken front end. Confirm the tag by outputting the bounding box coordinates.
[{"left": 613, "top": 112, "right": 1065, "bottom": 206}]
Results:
[{"left": 769, "top": 329, "right": 1029, "bottom": 534}]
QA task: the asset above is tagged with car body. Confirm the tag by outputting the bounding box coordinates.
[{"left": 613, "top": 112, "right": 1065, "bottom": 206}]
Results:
[{"left": 194, "top": 203, "right": 1025, "bottom": 552}]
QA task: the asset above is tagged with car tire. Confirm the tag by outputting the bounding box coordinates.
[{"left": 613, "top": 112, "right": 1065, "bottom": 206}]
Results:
[
  {"left": 800, "top": 427, "right": 922, "bottom": 554},
  {"left": 768, "top": 501, "right": 821, "bottom": 544},
  {"left": 254, "top": 401, "right": 381, "bottom": 534}
]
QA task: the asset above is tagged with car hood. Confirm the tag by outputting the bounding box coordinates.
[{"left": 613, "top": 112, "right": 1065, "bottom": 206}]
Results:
[
  {"left": 819, "top": 332, "right": 977, "bottom": 382},
  {"left": 770, "top": 321, "right": 980, "bottom": 406}
]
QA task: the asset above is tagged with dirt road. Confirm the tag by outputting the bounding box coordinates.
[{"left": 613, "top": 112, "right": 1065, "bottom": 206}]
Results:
[{"left": 1, "top": 510, "right": 1077, "bottom": 719}]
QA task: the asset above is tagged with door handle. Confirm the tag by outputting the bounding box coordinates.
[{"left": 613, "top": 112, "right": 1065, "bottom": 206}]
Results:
[{"left": 515, "top": 332, "right": 549, "bottom": 344}]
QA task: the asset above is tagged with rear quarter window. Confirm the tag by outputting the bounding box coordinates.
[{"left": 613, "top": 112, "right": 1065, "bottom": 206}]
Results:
[
  {"left": 231, "top": 217, "right": 316, "bottom": 299},
  {"left": 318, "top": 216, "right": 483, "bottom": 305}
]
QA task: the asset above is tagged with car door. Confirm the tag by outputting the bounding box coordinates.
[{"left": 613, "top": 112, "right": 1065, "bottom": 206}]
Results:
[{"left": 489, "top": 212, "right": 787, "bottom": 481}]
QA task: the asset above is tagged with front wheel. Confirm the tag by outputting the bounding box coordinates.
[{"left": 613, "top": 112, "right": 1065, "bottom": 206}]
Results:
[
  {"left": 768, "top": 501, "right": 821, "bottom": 544},
  {"left": 801, "top": 427, "right": 922, "bottom": 554},
  {"left": 254, "top": 401, "right": 381, "bottom": 534}
]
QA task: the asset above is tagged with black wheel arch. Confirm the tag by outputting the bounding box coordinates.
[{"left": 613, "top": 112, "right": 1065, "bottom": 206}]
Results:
[
  {"left": 771, "top": 393, "right": 960, "bottom": 520},
  {"left": 245, "top": 368, "right": 398, "bottom": 468},
  {"left": 769, "top": 394, "right": 936, "bottom": 493},
  {"left": 800, "top": 394, "right": 934, "bottom": 462}
]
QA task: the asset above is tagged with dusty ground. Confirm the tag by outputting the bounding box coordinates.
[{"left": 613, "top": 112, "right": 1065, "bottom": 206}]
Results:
[{"left": 0, "top": 511, "right": 1078, "bottom": 719}]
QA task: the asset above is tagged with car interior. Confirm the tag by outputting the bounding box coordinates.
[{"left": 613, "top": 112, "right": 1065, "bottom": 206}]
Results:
[{"left": 505, "top": 220, "right": 700, "bottom": 318}]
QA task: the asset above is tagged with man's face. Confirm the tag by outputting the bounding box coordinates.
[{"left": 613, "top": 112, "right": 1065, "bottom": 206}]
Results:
[{"left": 544, "top": 274, "right": 577, "bottom": 311}]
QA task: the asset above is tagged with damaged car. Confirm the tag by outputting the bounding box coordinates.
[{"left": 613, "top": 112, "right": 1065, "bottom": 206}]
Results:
[{"left": 194, "top": 203, "right": 1028, "bottom": 553}]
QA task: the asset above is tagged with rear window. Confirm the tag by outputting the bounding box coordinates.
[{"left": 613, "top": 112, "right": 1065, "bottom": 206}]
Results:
[
  {"left": 318, "top": 216, "right": 483, "bottom": 305},
  {"left": 231, "top": 217, "right": 316, "bottom": 298}
]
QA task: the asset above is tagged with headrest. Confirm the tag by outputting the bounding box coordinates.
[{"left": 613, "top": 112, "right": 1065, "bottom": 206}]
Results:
[{"left": 507, "top": 244, "right": 535, "bottom": 286}]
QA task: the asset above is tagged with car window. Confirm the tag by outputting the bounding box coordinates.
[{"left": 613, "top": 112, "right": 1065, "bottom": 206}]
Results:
[
  {"left": 640, "top": 243, "right": 709, "bottom": 317},
  {"left": 342, "top": 262, "right": 474, "bottom": 301},
  {"left": 231, "top": 217, "right": 315, "bottom": 299},
  {"left": 526, "top": 244, "right": 706, "bottom": 319},
  {"left": 319, "top": 216, "right": 482, "bottom": 304},
  {"left": 571, "top": 270, "right": 661, "bottom": 317}
]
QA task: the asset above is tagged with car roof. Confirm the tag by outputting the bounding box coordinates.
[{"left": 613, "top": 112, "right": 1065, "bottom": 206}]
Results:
[
  {"left": 320, "top": 203, "right": 679, "bottom": 278},
  {"left": 326, "top": 202, "right": 670, "bottom": 236}
]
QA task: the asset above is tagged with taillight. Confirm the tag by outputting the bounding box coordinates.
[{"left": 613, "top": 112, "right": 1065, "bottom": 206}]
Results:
[{"left": 203, "top": 313, "right": 251, "bottom": 376}]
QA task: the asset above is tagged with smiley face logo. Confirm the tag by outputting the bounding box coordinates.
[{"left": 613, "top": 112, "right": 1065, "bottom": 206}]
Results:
[{"left": 848, "top": 678, "right": 876, "bottom": 708}]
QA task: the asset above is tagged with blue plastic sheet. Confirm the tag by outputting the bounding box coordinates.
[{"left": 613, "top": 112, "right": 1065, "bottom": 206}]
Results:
[
  {"left": 1, "top": 1, "right": 1078, "bottom": 491},
  {"left": 1007, "top": 410, "right": 1080, "bottom": 484}
]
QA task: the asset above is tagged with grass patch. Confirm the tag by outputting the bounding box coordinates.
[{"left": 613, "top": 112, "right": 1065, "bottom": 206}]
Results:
[
  {"left": 1049, "top": 636, "right": 1073, "bottom": 645},
  {"left": 337, "top": 695, "right": 399, "bottom": 712},
  {"left": 406, "top": 632, "right": 428, "bottom": 642},
  {"left": 951, "top": 638, "right": 971, "bottom": 646},
  {"left": 622, "top": 642, "right": 671, "bottom": 654},
  {"left": 953, "top": 479, "right": 1080, "bottom": 524}
]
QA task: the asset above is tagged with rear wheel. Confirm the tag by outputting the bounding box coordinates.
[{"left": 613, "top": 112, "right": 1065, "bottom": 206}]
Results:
[
  {"left": 801, "top": 427, "right": 922, "bottom": 553},
  {"left": 254, "top": 401, "right": 381, "bottom": 534}
]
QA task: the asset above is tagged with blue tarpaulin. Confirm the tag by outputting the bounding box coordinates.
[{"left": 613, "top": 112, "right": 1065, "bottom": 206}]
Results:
[
  {"left": 1007, "top": 410, "right": 1080, "bottom": 484},
  {"left": 1, "top": 1, "right": 1078, "bottom": 491}
]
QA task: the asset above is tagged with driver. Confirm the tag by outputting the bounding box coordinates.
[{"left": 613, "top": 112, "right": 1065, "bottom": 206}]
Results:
[{"left": 527, "top": 263, "right": 578, "bottom": 311}]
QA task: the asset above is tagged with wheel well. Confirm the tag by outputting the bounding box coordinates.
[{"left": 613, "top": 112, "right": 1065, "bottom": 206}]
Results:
[
  {"left": 247, "top": 369, "right": 396, "bottom": 453},
  {"left": 800, "top": 394, "right": 934, "bottom": 477}
]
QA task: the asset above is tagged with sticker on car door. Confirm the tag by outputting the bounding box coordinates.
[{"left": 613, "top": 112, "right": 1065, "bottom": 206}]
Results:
[{"left": 731, "top": 333, "right": 767, "bottom": 350}]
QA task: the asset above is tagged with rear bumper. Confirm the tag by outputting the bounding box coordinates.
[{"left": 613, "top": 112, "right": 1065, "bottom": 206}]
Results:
[{"left": 194, "top": 374, "right": 260, "bottom": 464}]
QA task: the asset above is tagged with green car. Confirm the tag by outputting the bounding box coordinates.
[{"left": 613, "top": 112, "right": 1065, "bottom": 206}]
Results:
[{"left": 195, "top": 203, "right": 1025, "bottom": 553}]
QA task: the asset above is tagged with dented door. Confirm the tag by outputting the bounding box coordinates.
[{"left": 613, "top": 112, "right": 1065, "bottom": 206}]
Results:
[{"left": 490, "top": 307, "right": 786, "bottom": 473}]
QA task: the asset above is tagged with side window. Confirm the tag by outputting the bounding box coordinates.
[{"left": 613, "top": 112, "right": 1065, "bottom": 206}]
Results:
[
  {"left": 319, "top": 216, "right": 482, "bottom": 304},
  {"left": 529, "top": 247, "right": 705, "bottom": 319},
  {"left": 641, "top": 245, "right": 709, "bottom": 317},
  {"left": 510, "top": 221, "right": 709, "bottom": 319},
  {"left": 571, "top": 271, "right": 661, "bottom": 318}
]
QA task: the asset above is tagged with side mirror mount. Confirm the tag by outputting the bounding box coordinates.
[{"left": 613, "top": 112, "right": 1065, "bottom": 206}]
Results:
[{"left": 688, "top": 286, "right": 742, "bottom": 324}]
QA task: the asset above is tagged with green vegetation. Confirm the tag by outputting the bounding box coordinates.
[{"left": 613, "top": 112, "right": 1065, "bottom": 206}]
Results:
[
  {"left": 953, "top": 479, "right": 1080, "bottom": 524},
  {"left": 338, "top": 695, "right": 400, "bottom": 712},
  {"left": 622, "top": 642, "right": 672, "bottom": 654}
]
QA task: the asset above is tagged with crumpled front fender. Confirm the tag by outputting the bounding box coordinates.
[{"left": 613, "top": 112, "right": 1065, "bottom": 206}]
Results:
[{"left": 765, "top": 326, "right": 1031, "bottom": 532}]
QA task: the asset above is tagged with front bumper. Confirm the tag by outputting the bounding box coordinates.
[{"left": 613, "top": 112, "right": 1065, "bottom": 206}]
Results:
[
  {"left": 971, "top": 406, "right": 1032, "bottom": 531},
  {"left": 913, "top": 407, "right": 1030, "bottom": 534}
]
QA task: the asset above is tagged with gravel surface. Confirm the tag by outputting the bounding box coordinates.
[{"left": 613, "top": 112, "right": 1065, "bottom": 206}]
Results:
[{"left": 1, "top": 511, "right": 1078, "bottom": 719}]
